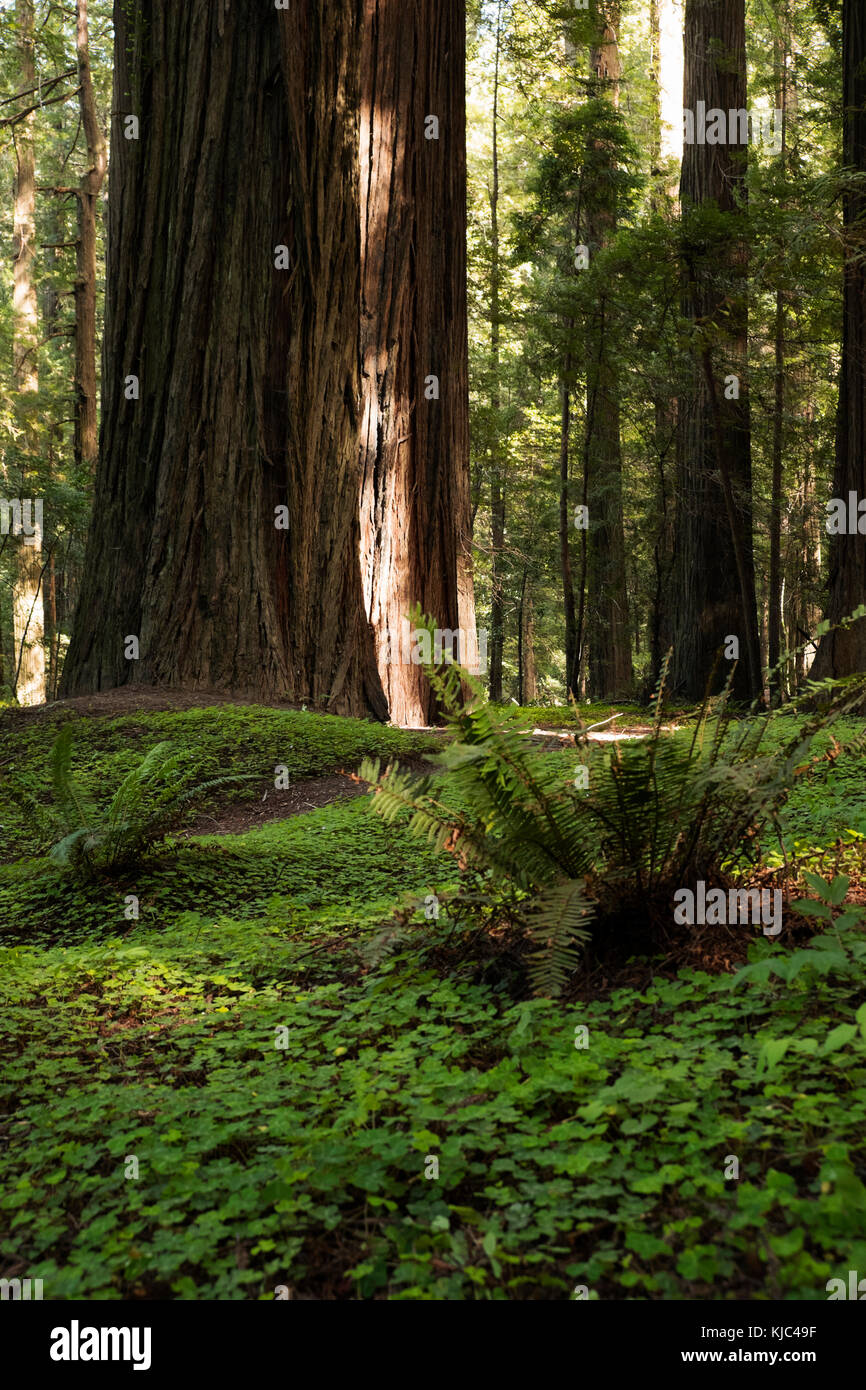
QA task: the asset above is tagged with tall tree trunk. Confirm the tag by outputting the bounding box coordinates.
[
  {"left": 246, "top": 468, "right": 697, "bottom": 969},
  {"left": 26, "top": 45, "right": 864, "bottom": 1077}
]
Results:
[
  {"left": 670, "top": 0, "right": 760, "bottom": 700},
  {"left": 648, "top": 0, "right": 680, "bottom": 689},
  {"left": 42, "top": 194, "right": 67, "bottom": 698},
  {"left": 487, "top": 1, "right": 505, "bottom": 702},
  {"left": 559, "top": 24, "right": 582, "bottom": 702},
  {"left": 62, "top": 0, "right": 386, "bottom": 717},
  {"left": 812, "top": 0, "right": 866, "bottom": 678},
  {"left": 788, "top": 423, "right": 820, "bottom": 684},
  {"left": 11, "top": 0, "right": 45, "bottom": 707},
  {"left": 586, "top": 7, "right": 632, "bottom": 700},
  {"left": 517, "top": 568, "right": 538, "bottom": 705},
  {"left": 413, "top": 1, "right": 477, "bottom": 695},
  {"left": 358, "top": 0, "right": 477, "bottom": 725},
  {"left": 768, "top": 294, "right": 785, "bottom": 691},
  {"left": 517, "top": 566, "right": 525, "bottom": 705},
  {"left": 768, "top": 13, "right": 792, "bottom": 696},
  {"left": 73, "top": 0, "right": 108, "bottom": 472},
  {"left": 47, "top": 549, "right": 58, "bottom": 701},
  {"left": 559, "top": 363, "right": 579, "bottom": 697}
]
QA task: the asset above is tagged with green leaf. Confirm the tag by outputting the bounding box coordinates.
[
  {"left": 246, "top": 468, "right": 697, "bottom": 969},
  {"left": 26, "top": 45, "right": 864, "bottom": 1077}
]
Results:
[
  {"left": 819, "top": 1024, "right": 858, "bottom": 1056},
  {"left": 827, "top": 875, "right": 850, "bottom": 906},
  {"left": 626, "top": 1231, "right": 673, "bottom": 1260},
  {"left": 792, "top": 898, "right": 833, "bottom": 921},
  {"left": 757, "top": 1037, "right": 792, "bottom": 1074},
  {"left": 832, "top": 909, "right": 866, "bottom": 931},
  {"left": 803, "top": 871, "right": 833, "bottom": 900}
]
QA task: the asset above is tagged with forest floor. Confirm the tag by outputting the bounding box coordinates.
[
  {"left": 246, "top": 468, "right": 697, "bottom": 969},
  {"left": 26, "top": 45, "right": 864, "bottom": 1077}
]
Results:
[{"left": 1, "top": 694, "right": 866, "bottom": 1299}]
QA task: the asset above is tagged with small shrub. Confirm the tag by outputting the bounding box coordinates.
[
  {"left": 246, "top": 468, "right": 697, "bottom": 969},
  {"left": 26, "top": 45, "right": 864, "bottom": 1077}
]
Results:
[
  {"left": 733, "top": 872, "right": 866, "bottom": 992},
  {"left": 362, "top": 614, "right": 866, "bottom": 996},
  {"left": 9, "top": 726, "right": 257, "bottom": 880}
]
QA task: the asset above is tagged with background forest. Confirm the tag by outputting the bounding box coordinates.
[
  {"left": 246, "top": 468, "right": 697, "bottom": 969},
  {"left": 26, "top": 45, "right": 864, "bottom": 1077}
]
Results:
[
  {"left": 2, "top": 0, "right": 866, "bottom": 1314},
  {"left": 0, "top": 0, "right": 857, "bottom": 713}
]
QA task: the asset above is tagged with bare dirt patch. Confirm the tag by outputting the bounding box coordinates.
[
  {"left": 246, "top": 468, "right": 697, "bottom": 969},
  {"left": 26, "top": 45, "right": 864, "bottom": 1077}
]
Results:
[
  {"left": 0, "top": 683, "right": 307, "bottom": 729},
  {"left": 178, "top": 773, "right": 367, "bottom": 837},
  {"left": 178, "top": 756, "right": 438, "bottom": 837}
]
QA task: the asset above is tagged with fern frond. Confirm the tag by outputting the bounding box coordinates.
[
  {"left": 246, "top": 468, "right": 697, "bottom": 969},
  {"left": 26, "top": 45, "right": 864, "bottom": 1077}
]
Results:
[{"left": 527, "top": 879, "right": 595, "bottom": 998}]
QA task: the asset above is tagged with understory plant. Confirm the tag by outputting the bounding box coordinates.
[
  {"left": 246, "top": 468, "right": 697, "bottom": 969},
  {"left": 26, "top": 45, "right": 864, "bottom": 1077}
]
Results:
[
  {"left": 734, "top": 871, "right": 866, "bottom": 992},
  {"left": 732, "top": 871, "right": 866, "bottom": 1075},
  {"left": 361, "top": 611, "right": 866, "bottom": 996},
  {"left": 9, "top": 725, "right": 257, "bottom": 880}
]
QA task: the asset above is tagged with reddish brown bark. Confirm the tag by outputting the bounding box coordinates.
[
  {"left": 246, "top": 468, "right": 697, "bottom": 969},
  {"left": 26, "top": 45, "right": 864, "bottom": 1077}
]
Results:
[
  {"left": 585, "top": 7, "right": 632, "bottom": 701},
  {"left": 670, "top": 0, "right": 760, "bottom": 699},
  {"left": 812, "top": 0, "right": 866, "bottom": 678},
  {"left": 359, "top": 0, "right": 476, "bottom": 726},
  {"left": 11, "top": 0, "right": 45, "bottom": 707},
  {"left": 62, "top": 0, "right": 386, "bottom": 716},
  {"left": 73, "top": 0, "right": 108, "bottom": 472}
]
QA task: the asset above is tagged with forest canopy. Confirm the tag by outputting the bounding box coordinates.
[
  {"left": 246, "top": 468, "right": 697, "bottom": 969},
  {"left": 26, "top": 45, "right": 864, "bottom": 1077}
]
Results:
[{"left": 0, "top": 0, "right": 861, "bottom": 720}]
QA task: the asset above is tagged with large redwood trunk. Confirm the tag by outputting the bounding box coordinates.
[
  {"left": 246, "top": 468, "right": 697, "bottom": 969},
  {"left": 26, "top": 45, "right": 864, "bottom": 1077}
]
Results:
[
  {"left": 669, "top": 0, "right": 760, "bottom": 700},
  {"left": 585, "top": 7, "right": 632, "bottom": 701},
  {"left": 811, "top": 0, "right": 866, "bottom": 678},
  {"left": 11, "top": 0, "right": 45, "bottom": 708},
  {"left": 62, "top": 0, "right": 386, "bottom": 717},
  {"left": 359, "top": 0, "right": 476, "bottom": 726}
]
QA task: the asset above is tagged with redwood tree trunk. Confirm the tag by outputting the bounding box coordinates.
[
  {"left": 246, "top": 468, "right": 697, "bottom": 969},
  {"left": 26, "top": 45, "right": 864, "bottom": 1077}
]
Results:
[
  {"left": 487, "top": 1, "right": 505, "bottom": 703},
  {"left": 670, "top": 0, "right": 760, "bottom": 700},
  {"left": 517, "top": 568, "right": 538, "bottom": 704},
  {"left": 768, "top": 21, "right": 792, "bottom": 696},
  {"left": 358, "top": 0, "right": 477, "bottom": 724},
  {"left": 811, "top": 0, "right": 866, "bottom": 678},
  {"left": 62, "top": 0, "right": 386, "bottom": 717},
  {"left": 648, "top": 0, "right": 678, "bottom": 689},
  {"left": 11, "top": 0, "right": 45, "bottom": 707},
  {"left": 559, "top": 366, "right": 579, "bottom": 697},
  {"left": 73, "top": 0, "right": 108, "bottom": 472},
  {"left": 586, "top": 6, "right": 632, "bottom": 701}
]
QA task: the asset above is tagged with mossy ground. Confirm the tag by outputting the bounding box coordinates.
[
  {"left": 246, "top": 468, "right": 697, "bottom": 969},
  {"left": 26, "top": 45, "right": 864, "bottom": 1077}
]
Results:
[{"left": 1, "top": 701, "right": 865, "bottom": 1299}]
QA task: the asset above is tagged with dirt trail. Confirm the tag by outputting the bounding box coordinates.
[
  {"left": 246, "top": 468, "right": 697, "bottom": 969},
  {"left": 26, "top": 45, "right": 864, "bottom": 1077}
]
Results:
[{"left": 0, "top": 683, "right": 307, "bottom": 727}]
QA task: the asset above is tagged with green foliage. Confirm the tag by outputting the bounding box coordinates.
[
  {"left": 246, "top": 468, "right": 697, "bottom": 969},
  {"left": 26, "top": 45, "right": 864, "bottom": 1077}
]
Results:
[
  {"left": 0, "top": 702, "right": 436, "bottom": 860},
  {"left": 0, "top": 709, "right": 447, "bottom": 960},
  {"left": 525, "top": 876, "right": 594, "bottom": 998},
  {"left": 362, "top": 629, "right": 866, "bottom": 993},
  {"left": 734, "top": 872, "right": 866, "bottom": 994},
  {"left": 731, "top": 871, "right": 866, "bottom": 1080},
  {"left": 2, "top": 700, "right": 866, "bottom": 1300},
  {"left": 361, "top": 624, "right": 596, "bottom": 995},
  {"left": 9, "top": 725, "right": 257, "bottom": 879},
  {"left": 2, "top": 905, "right": 865, "bottom": 1300}
]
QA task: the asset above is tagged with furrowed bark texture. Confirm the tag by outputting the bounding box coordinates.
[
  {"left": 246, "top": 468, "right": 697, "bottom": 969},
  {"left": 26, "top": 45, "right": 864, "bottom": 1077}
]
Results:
[
  {"left": 359, "top": 0, "right": 476, "bottom": 726},
  {"left": 670, "top": 0, "right": 760, "bottom": 700},
  {"left": 812, "top": 0, "right": 866, "bottom": 677},
  {"left": 62, "top": 0, "right": 386, "bottom": 717},
  {"left": 74, "top": 0, "right": 107, "bottom": 472},
  {"left": 11, "top": 0, "right": 45, "bottom": 707},
  {"left": 586, "top": 7, "right": 632, "bottom": 700}
]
